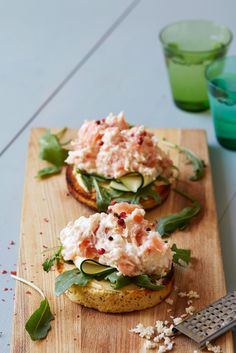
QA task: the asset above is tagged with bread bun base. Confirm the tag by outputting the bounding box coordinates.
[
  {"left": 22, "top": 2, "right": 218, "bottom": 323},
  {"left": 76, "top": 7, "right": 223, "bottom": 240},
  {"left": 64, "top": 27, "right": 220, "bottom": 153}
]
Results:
[{"left": 59, "top": 263, "right": 174, "bottom": 313}]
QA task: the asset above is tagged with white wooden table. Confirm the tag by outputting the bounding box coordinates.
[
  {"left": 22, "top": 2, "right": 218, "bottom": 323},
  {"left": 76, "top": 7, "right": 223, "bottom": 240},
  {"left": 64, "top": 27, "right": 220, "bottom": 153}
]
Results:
[{"left": 0, "top": 1, "right": 235, "bottom": 351}]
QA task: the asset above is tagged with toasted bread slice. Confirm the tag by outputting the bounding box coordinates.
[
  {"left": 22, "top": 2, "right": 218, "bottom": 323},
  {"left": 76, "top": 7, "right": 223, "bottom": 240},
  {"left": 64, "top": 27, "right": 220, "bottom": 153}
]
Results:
[
  {"left": 66, "top": 165, "right": 171, "bottom": 211},
  {"left": 57, "top": 263, "right": 174, "bottom": 313}
]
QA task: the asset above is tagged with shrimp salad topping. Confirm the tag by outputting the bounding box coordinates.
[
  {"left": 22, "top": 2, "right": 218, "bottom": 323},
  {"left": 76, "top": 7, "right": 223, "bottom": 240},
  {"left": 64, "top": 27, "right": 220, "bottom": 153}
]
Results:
[
  {"left": 60, "top": 202, "right": 173, "bottom": 277},
  {"left": 66, "top": 112, "right": 173, "bottom": 180}
]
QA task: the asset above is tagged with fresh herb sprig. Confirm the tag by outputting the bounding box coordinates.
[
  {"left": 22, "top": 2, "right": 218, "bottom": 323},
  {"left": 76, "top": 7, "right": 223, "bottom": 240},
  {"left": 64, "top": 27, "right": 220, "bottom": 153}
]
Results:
[
  {"left": 106, "top": 272, "right": 165, "bottom": 291},
  {"left": 11, "top": 274, "right": 54, "bottom": 341},
  {"left": 171, "top": 243, "right": 191, "bottom": 266},
  {"left": 55, "top": 268, "right": 90, "bottom": 296},
  {"left": 92, "top": 178, "right": 113, "bottom": 212},
  {"left": 37, "top": 128, "right": 70, "bottom": 178},
  {"left": 156, "top": 188, "right": 201, "bottom": 237},
  {"left": 42, "top": 246, "right": 63, "bottom": 273},
  {"left": 161, "top": 139, "right": 206, "bottom": 181}
]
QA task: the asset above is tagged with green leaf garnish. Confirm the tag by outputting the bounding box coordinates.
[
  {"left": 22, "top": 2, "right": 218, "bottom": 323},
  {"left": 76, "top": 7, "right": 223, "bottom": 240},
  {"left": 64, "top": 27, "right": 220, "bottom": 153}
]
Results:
[
  {"left": 42, "top": 246, "right": 63, "bottom": 273},
  {"left": 39, "top": 129, "right": 68, "bottom": 167},
  {"left": 92, "top": 177, "right": 112, "bottom": 212},
  {"left": 106, "top": 272, "right": 133, "bottom": 289},
  {"left": 80, "top": 173, "right": 94, "bottom": 192},
  {"left": 25, "top": 298, "right": 54, "bottom": 341},
  {"left": 55, "top": 268, "right": 90, "bottom": 296},
  {"left": 37, "top": 128, "right": 69, "bottom": 178},
  {"left": 11, "top": 275, "right": 54, "bottom": 341},
  {"left": 171, "top": 244, "right": 191, "bottom": 266},
  {"left": 106, "top": 272, "right": 165, "bottom": 290},
  {"left": 37, "top": 166, "right": 62, "bottom": 178},
  {"left": 133, "top": 275, "right": 165, "bottom": 291},
  {"left": 133, "top": 183, "right": 161, "bottom": 204},
  {"left": 161, "top": 139, "right": 206, "bottom": 181},
  {"left": 156, "top": 188, "right": 201, "bottom": 237}
]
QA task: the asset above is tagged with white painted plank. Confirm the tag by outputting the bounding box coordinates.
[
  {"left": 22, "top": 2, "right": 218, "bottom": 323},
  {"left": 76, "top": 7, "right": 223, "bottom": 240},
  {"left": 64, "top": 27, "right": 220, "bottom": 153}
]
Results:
[{"left": 0, "top": 0, "right": 133, "bottom": 152}]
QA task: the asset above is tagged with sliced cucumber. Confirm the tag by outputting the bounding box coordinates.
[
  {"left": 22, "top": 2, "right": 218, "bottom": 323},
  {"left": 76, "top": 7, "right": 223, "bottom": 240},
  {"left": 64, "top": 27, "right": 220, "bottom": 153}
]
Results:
[
  {"left": 110, "top": 181, "right": 130, "bottom": 192},
  {"left": 80, "top": 259, "right": 116, "bottom": 277},
  {"left": 143, "top": 175, "right": 156, "bottom": 188},
  {"left": 75, "top": 173, "right": 90, "bottom": 192},
  {"left": 118, "top": 173, "right": 144, "bottom": 193}
]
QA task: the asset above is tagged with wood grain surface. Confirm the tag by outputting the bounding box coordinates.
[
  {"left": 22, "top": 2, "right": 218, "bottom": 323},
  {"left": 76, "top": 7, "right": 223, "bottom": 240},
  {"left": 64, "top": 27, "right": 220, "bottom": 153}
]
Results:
[{"left": 10, "top": 128, "right": 234, "bottom": 353}]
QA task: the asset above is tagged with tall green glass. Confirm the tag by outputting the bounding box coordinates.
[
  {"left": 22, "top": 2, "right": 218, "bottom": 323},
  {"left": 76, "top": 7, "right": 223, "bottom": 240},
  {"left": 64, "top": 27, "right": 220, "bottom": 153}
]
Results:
[
  {"left": 159, "top": 20, "right": 232, "bottom": 112},
  {"left": 206, "top": 56, "right": 236, "bottom": 150}
]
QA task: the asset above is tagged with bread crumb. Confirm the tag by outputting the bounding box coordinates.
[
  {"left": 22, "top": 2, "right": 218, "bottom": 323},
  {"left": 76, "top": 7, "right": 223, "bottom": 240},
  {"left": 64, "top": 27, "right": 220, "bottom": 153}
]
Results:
[
  {"left": 129, "top": 324, "right": 154, "bottom": 339},
  {"left": 145, "top": 340, "right": 158, "bottom": 349},
  {"left": 188, "top": 290, "right": 200, "bottom": 299},
  {"left": 173, "top": 317, "right": 183, "bottom": 325},
  {"left": 164, "top": 336, "right": 171, "bottom": 345},
  {"left": 206, "top": 341, "right": 222, "bottom": 353},
  {"left": 178, "top": 290, "right": 200, "bottom": 299},
  {"left": 157, "top": 345, "right": 167, "bottom": 353},
  {"left": 185, "top": 305, "right": 195, "bottom": 315},
  {"left": 165, "top": 298, "right": 173, "bottom": 305},
  {"left": 131, "top": 320, "right": 175, "bottom": 352},
  {"left": 181, "top": 313, "right": 188, "bottom": 318}
]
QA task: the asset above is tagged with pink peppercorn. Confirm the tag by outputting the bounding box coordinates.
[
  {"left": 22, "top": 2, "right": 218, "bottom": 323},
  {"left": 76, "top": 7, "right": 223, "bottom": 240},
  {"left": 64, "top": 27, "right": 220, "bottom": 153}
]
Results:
[
  {"left": 110, "top": 200, "right": 117, "bottom": 205},
  {"left": 99, "top": 141, "right": 104, "bottom": 146},
  {"left": 117, "top": 218, "right": 125, "bottom": 226},
  {"left": 97, "top": 248, "right": 105, "bottom": 255},
  {"left": 119, "top": 212, "right": 127, "bottom": 219},
  {"left": 95, "top": 120, "right": 101, "bottom": 125},
  {"left": 137, "top": 137, "right": 143, "bottom": 145}
]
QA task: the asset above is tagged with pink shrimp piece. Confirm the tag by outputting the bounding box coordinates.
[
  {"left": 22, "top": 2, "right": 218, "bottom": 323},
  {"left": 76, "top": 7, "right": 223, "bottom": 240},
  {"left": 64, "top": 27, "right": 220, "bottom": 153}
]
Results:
[
  {"left": 143, "top": 236, "right": 165, "bottom": 255},
  {"left": 110, "top": 202, "right": 140, "bottom": 216},
  {"left": 117, "top": 254, "right": 139, "bottom": 277},
  {"left": 79, "top": 238, "right": 97, "bottom": 258},
  {"left": 77, "top": 121, "right": 103, "bottom": 146}
]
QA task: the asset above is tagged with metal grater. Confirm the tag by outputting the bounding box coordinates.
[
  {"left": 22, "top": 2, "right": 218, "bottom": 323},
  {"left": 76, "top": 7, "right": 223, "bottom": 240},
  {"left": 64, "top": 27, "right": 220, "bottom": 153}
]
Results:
[{"left": 174, "top": 290, "right": 236, "bottom": 348}]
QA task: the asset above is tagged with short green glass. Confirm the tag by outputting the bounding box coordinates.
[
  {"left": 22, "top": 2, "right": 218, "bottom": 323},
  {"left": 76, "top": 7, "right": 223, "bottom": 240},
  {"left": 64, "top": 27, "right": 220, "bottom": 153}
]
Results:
[
  {"left": 159, "top": 20, "right": 233, "bottom": 112},
  {"left": 206, "top": 56, "right": 236, "bottom": 150}
]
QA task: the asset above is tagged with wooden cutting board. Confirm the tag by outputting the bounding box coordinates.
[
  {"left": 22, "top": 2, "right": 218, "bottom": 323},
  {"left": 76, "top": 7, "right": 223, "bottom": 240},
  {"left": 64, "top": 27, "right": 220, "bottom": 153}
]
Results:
[{"left": 10, "top": 128, "right": 234, "bottom": 353}]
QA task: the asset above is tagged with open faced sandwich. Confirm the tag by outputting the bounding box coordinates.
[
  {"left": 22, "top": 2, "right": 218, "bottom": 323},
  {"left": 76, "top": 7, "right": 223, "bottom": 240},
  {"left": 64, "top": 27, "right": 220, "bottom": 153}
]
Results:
[
  {"left": 66, "top": 112, "right": 174, "bottom": 211},
  {"left": 56, "top": 202, "right": 174, "bottom": 313}
]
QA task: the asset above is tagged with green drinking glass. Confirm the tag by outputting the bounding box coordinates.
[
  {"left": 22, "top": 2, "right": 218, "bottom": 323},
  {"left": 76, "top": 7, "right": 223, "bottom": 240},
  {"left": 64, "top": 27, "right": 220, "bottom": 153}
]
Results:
[
  {"left": 159, "top": 20, "right": 233, "bottom": 112},
  {"left": 206, "top": 56, "right": 236, "bottom": 150}
]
